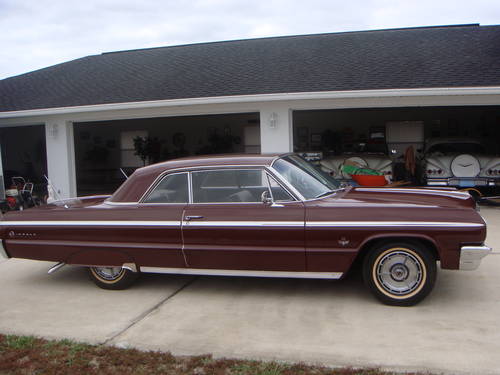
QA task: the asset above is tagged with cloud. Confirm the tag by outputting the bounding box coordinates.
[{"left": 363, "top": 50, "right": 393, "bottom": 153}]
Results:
[{"left": 0, "top": 0, "right": 499, "bottom": 79}]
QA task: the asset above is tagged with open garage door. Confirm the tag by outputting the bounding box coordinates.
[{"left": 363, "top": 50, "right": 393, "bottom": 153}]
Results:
[
  {"left": 0, "top": 125, "right": 48, "bottom": 203},
  {"left": 74, "top": 112, "right": 261, "bottom": 196},
  {"left": 293, "top": 106, "right": 500, "bottom": 190}
]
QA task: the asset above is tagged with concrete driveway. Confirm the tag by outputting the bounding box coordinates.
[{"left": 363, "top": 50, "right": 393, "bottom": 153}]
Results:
[{"left": 1, "top": 207, "right": 500, "bottom": 375}]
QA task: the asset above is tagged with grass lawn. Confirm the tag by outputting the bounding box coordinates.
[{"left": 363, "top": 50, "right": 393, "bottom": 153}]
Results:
[{"left": 0, "top": 334, "right": 431, "bottom": 374}]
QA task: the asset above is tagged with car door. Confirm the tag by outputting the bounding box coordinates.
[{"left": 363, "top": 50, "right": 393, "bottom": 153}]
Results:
[
  {"left": 128, "top": 171, "right": 189, "bottom": 268},
  {"left": 182, "top": 167, "right": 306, "bottom": 272}
]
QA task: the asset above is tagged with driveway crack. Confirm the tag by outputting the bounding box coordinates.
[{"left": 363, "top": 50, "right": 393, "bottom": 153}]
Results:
[{"left": 102, "top": 276, "right": 198, "bottom": 345}]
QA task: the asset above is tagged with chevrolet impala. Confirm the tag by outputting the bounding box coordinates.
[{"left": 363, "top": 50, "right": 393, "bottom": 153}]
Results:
[{"left": 0, "top": 154, "right": 492, "bottom": 306}]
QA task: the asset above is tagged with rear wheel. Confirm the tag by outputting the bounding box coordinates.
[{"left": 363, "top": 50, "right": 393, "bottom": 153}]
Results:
[
  {"left": 88, "top": 266, "right": 138, "bottom": 290},
  {"left": 363, "top": 242, "right": 436, "bottom": 306}
]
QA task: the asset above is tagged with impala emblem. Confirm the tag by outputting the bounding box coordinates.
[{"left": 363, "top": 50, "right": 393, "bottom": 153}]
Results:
[
  {"left": 8, "top": 231, "right": 36, "bottom": 238},
  {"left": 338, "top": 237, "right": 350, "bottom": 246},
  {"left": 459, "top": 163, "right": 472, "bottom": 167}
]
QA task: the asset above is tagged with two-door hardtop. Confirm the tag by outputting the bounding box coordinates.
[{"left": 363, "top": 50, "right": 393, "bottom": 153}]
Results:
[{"left": 0, "top": 154, "right": 491, "bottom": 305}]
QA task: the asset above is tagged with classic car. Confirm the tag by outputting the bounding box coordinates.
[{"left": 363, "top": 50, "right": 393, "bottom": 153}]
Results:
[
  {"left": 0, "top": 154, "right": 492, "bottom": 306},
  {"left": 319, "top": 142, "right": 393, "bottom": 183},
  {"left": 423, "top": 138, "right": 500, "bottom": 190}
]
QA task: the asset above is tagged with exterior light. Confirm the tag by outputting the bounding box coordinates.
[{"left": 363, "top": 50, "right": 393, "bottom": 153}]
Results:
[
  {"left": 269, "top": 112, "right": 278, "bottom": 129},
  {"left": 48, "top": 123, "right": 59, "bottom": 139}
]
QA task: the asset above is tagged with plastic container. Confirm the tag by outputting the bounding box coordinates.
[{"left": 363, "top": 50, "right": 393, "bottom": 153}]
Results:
[{"left": 351, "top": 174, "right": 387, "bottom": 186}]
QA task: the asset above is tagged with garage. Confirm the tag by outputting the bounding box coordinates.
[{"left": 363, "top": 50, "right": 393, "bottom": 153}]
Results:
[
  {"left": 73, "top": 112, "right": 260, "bottom": 195},
  {"left": 0, "top": 125, "right": 47, "bottom": 204},
  {"left": 293, "top": 105, "right": 500, "bottom": 192},
  {"left": 1, "top": 24, "right": 500, "bottom": 200}
]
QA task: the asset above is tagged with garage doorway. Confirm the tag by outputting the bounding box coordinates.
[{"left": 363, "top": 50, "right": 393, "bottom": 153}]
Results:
[
  {"left": 73, "top": 112, "right": 261, "bottom": 196},
  {"left": 293, "top": 106, "right": 500, "bottom": 185},
  {"left": 0, "top": 125, "right": 48, "bottom": 200}
]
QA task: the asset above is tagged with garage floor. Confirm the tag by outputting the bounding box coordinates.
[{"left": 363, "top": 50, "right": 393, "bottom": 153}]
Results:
[{"left": 1, "top": 207, "right": 499, "bottom": 375}]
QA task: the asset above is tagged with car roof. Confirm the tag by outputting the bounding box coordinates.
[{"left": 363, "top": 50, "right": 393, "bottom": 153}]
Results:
[
  {"left": 141, "top": 153, "right": 282, "bottom": 173},
  {"left": 109, "top": 153, "right": 285, "bottom": 202}
]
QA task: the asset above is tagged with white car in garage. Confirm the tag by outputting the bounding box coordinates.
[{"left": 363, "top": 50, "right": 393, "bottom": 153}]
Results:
[
  {"left": 423, "top": 138, "right": 500, "bottom": 189},
  {"left": 319, "top": 142, "right": 393, "bottom": 183}
]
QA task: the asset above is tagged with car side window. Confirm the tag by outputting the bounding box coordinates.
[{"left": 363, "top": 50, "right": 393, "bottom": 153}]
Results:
[
  {"left": 192, "top": 169, "right": 268, "bottom": 203},
  {"left": 143, "top": 173, "right": 189, "bottom": 203}
]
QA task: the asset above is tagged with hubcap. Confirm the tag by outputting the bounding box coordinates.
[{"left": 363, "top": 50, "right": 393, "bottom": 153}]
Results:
[
  {"left": 93, "top": 266, "right": 123, "bottom": 281},
  {"left": 376, "top": 251, "right": 423, "bottom": 296}
]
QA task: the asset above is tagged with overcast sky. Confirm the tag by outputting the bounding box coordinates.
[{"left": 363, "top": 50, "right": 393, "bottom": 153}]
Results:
[{"left": 1, "top": 0, "right": 499, "bottom": 80}]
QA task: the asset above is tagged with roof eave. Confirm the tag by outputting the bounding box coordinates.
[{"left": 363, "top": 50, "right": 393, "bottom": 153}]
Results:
[{"left": 1, "top": 86, "right": 500, "bottom": 119}]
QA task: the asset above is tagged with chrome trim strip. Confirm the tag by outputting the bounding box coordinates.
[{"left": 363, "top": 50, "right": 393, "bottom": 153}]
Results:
[
  {"left": 460, "top": 245, "right": 492, "bottom": 270},
  {"left": 0, "top": 220, "right": 484, "bottom": 228},
  {"left": 187, "top": 171, "right": 193, "bottom": 204},
  {"left": 267, "top": 166, "right": 305, "bottom": 201},
  {"left": 183, "top": 221, "right": 304, "bottom": 227},
  {"left": 307, "top": 221, "right": 485, "bottom": 228},
  {"left": 0, "top": 241, "right": 8, "bottom": 259},
  {"left": 47, "top": 262, "right": 66, "bottom": 274},
  {"left": 357, "top": 187, "right": 469, "bottom": 196},
  {"left": 137, "top": 165, "right": 269, "bottom": 203},
  {"left": 139, "top": 266, "right": 343, "bottom": 279},
  {"left": 122, "top": 263, "right": 138, "bottom": 272},
  {"left": 103, "top": 201, "right": 138, "bottom": 206},
  {"left": 140, "top": 171, "right": 190, "bottom": 204},
  {"left": 0, "top": 220, "right": 180, "bottom": 227}
]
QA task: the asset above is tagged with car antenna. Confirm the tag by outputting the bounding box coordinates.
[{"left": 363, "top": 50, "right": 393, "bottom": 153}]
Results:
[{"left": 119, "top": 168, "right": 129, "bottom": 180}]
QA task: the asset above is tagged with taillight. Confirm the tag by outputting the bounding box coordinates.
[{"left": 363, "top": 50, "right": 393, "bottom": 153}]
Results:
[{"left": 427, "top": 169, "right": 443, "bottom": 175}]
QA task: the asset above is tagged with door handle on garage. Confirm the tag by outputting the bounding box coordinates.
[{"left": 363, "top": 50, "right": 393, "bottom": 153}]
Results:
[{"left": 185, "top": 215, "right": 204, "bottom": 221}]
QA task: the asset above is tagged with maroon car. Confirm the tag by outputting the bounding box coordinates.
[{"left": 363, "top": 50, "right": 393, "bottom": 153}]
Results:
[{"left": 0, "top": 154, "right": 492, "bottom": 306}]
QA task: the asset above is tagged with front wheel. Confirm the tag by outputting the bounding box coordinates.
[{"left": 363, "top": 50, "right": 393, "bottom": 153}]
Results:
[
  {"left": 88, "top": 266, "right": 138, "bottom": 290},
  {"left": 363, "top": 242, "right": 436, "bottom": 306}
]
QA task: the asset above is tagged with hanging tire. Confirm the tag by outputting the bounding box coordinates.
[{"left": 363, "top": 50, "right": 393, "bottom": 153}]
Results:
[
  {"left": 88, "top": 266, "right": 138, "bottom": 290},
  {"left": 363, "top": 242, "right": 436, "bottom": 306}
]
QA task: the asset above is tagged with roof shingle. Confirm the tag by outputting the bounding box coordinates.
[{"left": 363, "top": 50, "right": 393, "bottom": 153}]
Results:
[{"left": 1, "top": 24, "right": 500, "bottom": 112}]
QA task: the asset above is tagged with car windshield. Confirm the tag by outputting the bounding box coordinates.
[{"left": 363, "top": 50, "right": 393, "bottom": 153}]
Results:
[
  {"left": 273, "top": 155, "right": 340, "bottom": 199},
  {"left": 427, "top": 142, "right": 486, "bottom": 154}
]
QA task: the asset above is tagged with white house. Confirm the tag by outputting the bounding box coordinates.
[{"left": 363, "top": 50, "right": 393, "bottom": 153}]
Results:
[{"left": 0, "top": 24, "right": 499, "bottom": 198}]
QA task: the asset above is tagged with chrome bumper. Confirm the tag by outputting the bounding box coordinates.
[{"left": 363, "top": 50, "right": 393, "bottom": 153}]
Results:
[
  {"left": 0, "top": 241, "right": 8, "bottom": 259},
  {"left": 427, "top": 177, "right": 500, "bottom": 187},
  {"left": 460, "top": 245, "right": 492, "bottom": 270}
]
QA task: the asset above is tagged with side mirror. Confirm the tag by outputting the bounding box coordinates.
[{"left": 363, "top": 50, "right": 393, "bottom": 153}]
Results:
[{"left": 261, "top": 190, "right": 273, "bottom": 205}]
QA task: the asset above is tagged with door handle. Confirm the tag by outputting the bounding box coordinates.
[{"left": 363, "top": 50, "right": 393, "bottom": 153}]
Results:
[{"left": 185, "top": 215, "right": 204, "bottom": 221}]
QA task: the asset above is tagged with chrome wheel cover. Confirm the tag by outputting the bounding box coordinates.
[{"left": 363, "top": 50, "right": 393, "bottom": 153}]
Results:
[
  {"left": 92, "top": 266, "right": 124, "bottom": 281},
  {"left": 376, "top": 251, "right": 423, "bottom": 296}
]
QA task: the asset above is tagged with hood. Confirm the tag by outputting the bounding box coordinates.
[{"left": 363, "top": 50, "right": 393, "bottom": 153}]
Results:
[{"left": 333, "top": 186, "right": 475, "bottom": 210}]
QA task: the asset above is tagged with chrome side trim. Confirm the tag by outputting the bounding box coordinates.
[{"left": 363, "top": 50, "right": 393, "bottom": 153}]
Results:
[
  {"left": 0, "top": 220, "right": 180, "bottom": 227},
  {"left": 460, "top": 245, "right": 492, "bottom": 270},
  {"left": 0, "top": 241, "right": 9, "bottom": 259},
  {"left": 140, "top": 266, "right": 343, "bottom": 279},
  {"left": 122, "top": 263, "right": 138, "bottom": 272},
  {"left": 0, "top": 220, "right": 484, "bottom": 228},
  {"left": 306, "top": 221, "right": 485, "bottom": 228},
  {"left": 47, "top": 262, "right": 66, "bottom": 274},
  {"left": 183, "top": 221, "right": 304, "bottom": 227},
  {"left": 103, "top": 201, "right": 139, "bottom": 206}
]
